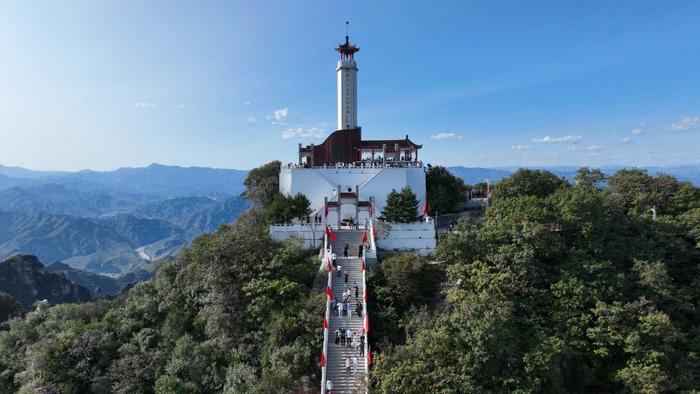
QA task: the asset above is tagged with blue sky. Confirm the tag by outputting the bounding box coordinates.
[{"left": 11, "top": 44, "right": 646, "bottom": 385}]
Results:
[{"left": 1, "top": 1, "right": 699, "bottom": 171}]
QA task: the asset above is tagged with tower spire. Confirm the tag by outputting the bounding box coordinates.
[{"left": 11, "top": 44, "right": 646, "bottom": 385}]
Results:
[{"left": 336, "top": 22, "right": 359, "bottom": 130}]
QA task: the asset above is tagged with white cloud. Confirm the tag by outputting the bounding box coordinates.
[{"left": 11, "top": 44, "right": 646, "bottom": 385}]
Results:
[
  {"left": 133, "top": 102, "right": 156, "bottom": 108},
  {"left": 667, "top": 117, "right": 700, "bottom": 131},
  {"left": 510, "top": 144, "right": 530, "bottom": 150},
  {"left": 247, "top": 117, "right": 257, "bottom": 123},
  {"left": 268, "top": 107, "right": 289, "bottom": 124},
  {"left": 244, "top": 101, "right": 251, "bottom": 106},
  {"left": 586, "top": 145, "right": 605, "bottom": 152},
  {"left": 566, "top": 144, "right": 605, "bottom": 152},
  {"left": 281, "top": 124, "right": 327, "bottom": 140},
  {"left": 531, "top": 135, "right": 583, "bottom": 144},
  {"left": 631, "top": 128, "right": 644, "bottom": 135},
  {"left": 430, "top": 132, "right": 462, "bottom": 141},
  {"left": 586, "top": 151, "right": 602, "bottom": 157},
  {"left": 622, "top": 137, "right": 633, "bottom": 144}
]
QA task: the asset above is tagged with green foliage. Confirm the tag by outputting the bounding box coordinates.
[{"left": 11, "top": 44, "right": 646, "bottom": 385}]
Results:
[
  {"left": 242, "top": 160, "right": 281, "bottom": 207},
  {"left": 575, "top": 167, "right": 606, "bottom": 188},
  {"left": 0, "top": 208, "right": 322, "bottom": 393},
  {"left": 370, "top": 168, "right": 700, "bottom": 392},
  {"left": 381, "top": 187, "right": 420, "bottom": 223},
  {"left": 426, "top": 165, "right": 468, "bottom": 214},
  {"left": 492, "top": 168, "right": 568, "bottom": 199},
  {"left": 264, "top": 192, "right": 311, "bottom": 224}
]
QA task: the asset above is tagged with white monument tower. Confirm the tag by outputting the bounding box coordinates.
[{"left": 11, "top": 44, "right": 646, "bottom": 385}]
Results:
[{"left": 336, "top": 22, "right": 359, "bottom": 130}]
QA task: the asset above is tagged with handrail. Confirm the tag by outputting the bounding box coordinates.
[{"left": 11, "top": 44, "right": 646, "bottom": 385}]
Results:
[
  {"left": 321, "top": 231, "right": 332, "bottom": 394},
  {"left": 361, "top": 253, "right": 370, "bottom": 378}
]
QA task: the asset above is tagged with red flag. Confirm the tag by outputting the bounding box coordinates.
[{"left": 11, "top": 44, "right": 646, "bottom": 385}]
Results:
[
  {"left": 325, "top": 286, "right": 333, "bottom": 299},
  {"left": 364, "top": 286, "right": 368, "bottom": 302},
  {"left": 367, "top": 346, "right": 372, "bottom": 367},
  {"left": 323, "top": 315, "right": 329, "bottom": 329},
  {"left": 361, "top": 258, "right": 365, "bottom": 272},
  {"left": 364, "top": 314, "right": 370, "bottom": 333},
  {"left": 329, "top": 228, "right": 337, "bottom": 241},
  {"left": 325, "top": 225, "right": 331, "bottom": 237},
  {"left": 422, "top": 200, "right": 430, "bottom": 215},
  {"left": 320, "top": 350, "right": 326, "bottom": 367},
  {"left": 361, "top": 231, "right": 367, "bottom": 244}
]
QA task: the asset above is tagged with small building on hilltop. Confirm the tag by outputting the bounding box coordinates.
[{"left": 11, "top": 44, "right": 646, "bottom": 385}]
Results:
[{"left": 271, "top": 33, "right": 435, "bottom": 256}]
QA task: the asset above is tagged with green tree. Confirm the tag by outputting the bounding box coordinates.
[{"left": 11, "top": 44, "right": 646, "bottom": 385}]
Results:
[
  {"left": 243, "top": 160, "right": 281, "bottom": 207},
  {"left": 264, "top": 192, "right": 311, "bottom": 224},
  {"left": 575, "top": 167, "right": 606, "bottom": 188},
  {"left": 381, "top": 187, "right": 420, "bottom": 223},
  {"left": 426, "top": 165, "right": 468, "bottom": 214},
  {"left": 492, "top": 168, "right": 567, "bottom": 199}
]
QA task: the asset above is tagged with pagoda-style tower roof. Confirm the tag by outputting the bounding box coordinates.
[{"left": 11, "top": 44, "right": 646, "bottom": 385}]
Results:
[{"left": 336, "top": 35, "right": 359, "bottom": 59}]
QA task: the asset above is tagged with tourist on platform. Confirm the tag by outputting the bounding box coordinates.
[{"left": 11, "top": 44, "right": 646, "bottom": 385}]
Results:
[
  {"left": 347, "top": 302, "right": 352, "bottom": 318},
  {"left": 337, "top": 264, "right": 342, "bottom": 278},
  {"left": 338, "top": 300, "right": 344, "bottom": 319},
  {"left": 342, "top": 290, "right": 348, "bottom": 303},
  {"left": 326, "top": 380, "right": 333, "bottom": 392},
  {"left": 356, "top": 302, "right": 362, "bottom": 317},
  {"left": 346, "top": 288, "right": 352, "bottom": 301},
  {"left": 345, "top": 357, "right": 351, "bottom": 375},
  {"left": 347, "top": 329, "right": 354, "bottom": 348},
  {"left": 359, "top": 336, "right": 365, "bottom": 356},
  {"left": 352, "top": 355, "right": 358, "bottom": 375},
  {"left": 340, "top": 329, "right": 346, "bottom": 346},
  {"left": 352, "top": 281, "right": 359, "bottom": 298},
  {"left": 345, "top": 272, "right": 349, "bottom": 284},
  {"left": 343, "top": 244, "right": 349, "bottom": 258},
  {"left": 332, "top": 253, "right": 337, "bottom": 267},
  {"left": 334, "top": 329, "right": 340, "bottom": 346},
  {"left": 359, "top": 328, "right": 365, "bottom": 341},
  {"left": 358, "top": 244, "right": 363, "bottom": 256}
]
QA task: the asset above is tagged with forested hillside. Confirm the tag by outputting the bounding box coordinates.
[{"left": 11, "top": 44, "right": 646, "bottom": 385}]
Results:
[
  {"left": 1, "top": 166, "right": 698, "bottom": 393},
  {"left": 369, "top": 168, "right": 700, "bottom": 393},
  {"left": 0, "top": 210, "right": 323, "bottom": 393}
]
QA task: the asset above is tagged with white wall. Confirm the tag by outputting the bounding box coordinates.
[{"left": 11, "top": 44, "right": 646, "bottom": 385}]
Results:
[
  {"left": 280, "top": 166, "right": 426, "bottom": 217},
  {"left": 269, "top": 224, "right": 324, "bottom": 250},
  {"left": 376, "top": 221, "right": 436, "bottom": 256}
]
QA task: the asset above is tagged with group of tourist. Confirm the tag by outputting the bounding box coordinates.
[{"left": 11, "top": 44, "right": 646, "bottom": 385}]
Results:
[
  {"left": 331, "top": 286, "right": 363, "bottom": 320},
  {"left": 334, "top": 327, "right": 366, "bottom": 354}
]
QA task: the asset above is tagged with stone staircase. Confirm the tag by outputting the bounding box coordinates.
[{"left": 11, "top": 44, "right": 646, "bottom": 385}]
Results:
[{"left": 326, "top": 230, "right": 366, "bottom": 393}]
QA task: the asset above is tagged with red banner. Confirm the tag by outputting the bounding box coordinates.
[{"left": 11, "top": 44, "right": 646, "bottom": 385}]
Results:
[
  {"left": 325, "top": 286, "right": 333, "bottom": 299},
  {"left": 320, "top": 350, "right": 326, "bottom": 367},
  {"left": 423, "top": 200, "right": 430, "bottom": 214},
  {"left": 361, "top": 231, "right": 367, "bottom": 244},
  {"left": 364, "top": 314, "right": 370, "bottom": 333},
  {"left": 367, "top": 346, "right": 372, "bottom": 367},
  {"left": 323, "top": 315, "right": 329, "bottom": 329}
]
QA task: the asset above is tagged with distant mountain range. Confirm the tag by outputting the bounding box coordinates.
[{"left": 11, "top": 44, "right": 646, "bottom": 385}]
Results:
[
  {"left": 0, "top": 163, "right": 248, "bottom": 198},
  {"left": 447, "top": 165, "right": 700, "bottom": 185},
  {"left": 0, "top": 163, "right": 250, "bottom": 280}
]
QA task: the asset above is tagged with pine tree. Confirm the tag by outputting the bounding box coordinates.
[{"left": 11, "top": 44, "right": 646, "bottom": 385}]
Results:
[{"left": 381, "top": 187, "right": 420, "bottom": 223}]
